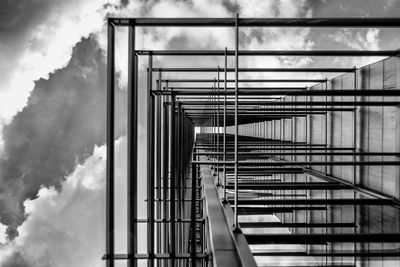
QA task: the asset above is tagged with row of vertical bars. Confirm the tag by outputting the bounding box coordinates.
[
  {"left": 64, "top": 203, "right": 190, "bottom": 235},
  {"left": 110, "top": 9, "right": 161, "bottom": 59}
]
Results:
[{"left": 106, "top": 16, "right": 400, "bottom": 267}]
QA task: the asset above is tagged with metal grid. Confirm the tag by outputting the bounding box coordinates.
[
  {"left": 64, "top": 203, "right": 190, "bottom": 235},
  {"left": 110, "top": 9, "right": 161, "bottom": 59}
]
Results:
[{"left": 105, "top": 16, "right": 400, "bottom": 267}]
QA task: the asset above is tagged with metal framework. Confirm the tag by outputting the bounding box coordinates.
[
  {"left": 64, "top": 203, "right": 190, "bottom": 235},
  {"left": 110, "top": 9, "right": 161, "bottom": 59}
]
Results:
[{"left": 105, "top": 16, "right": 400, "bottom": 267}]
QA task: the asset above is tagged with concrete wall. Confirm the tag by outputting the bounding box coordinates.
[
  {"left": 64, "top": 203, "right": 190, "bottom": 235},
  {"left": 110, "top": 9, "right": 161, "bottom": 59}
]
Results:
[
  {"left": 226, "top": 56, "right": 400, "bottom": 266},
  {"left": 229, "top": 56, "right": 400, "bottom": 199}
]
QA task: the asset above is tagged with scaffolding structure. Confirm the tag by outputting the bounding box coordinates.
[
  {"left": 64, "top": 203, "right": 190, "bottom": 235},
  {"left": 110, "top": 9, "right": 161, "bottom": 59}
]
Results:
[{"left": 104, "top": 17, "right": 400, "bottom": 267}]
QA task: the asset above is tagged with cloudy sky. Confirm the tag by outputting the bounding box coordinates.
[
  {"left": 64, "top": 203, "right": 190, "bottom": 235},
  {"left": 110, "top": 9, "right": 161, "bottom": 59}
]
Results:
[{"left": 0, "top": 0, "right": 399, "bottom": 266}]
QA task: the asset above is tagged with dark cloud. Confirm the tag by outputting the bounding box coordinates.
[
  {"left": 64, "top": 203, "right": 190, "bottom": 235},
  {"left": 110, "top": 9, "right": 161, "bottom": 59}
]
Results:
[
  {"left": 221, "top": 0, "right": 239, "bottom": 14},
  {"left": 1, "top": 251, "right": 29, "bottom": 267},
  {"left": 0, "top": 0, "right": 55, "bottom": 88},
  {"left": 0, "top": 35, "right": 125, "bottom": 240},
  {"left": 0, "top": 0, "right": 54, "bottom": 42},
  {"left": 120, "top": 0, "right": 129, "bottom": 7}
]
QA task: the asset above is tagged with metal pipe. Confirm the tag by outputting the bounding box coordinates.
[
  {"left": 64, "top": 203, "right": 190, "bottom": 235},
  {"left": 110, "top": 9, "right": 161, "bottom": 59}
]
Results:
[
  {"left": 162, "top": 102, "right": 169, "bottom": 255},
  {"left": 152, "top": 89, "right": 400, "bottom": 96},
  {"left": 146, "top": 54, "right": 155, "bottom": 267},
  {"left": 191, "top": 160, "right": 400, "bottom": 166},
  {"left": 155, "top": 71, "right": 162, "bottom": 255},
  {"left": 136, "top": 50, "right": 400, "bottom": 56},
  {"left": 106, "top": 21, "right": 115, "bottom": 267},
  {"left": 190, "top": 163, "right": 197, "bottom": 265},
  {"left": 109, "top": 17, "right": 400, "bottom": 27},
  {"left": 217, "top": 69, "right": 220, "bottom": 184},
  {"left": 127, "top": 24, "right": 138, "bottom": 267},
  {"left": 233, "top": 13, "right": 239, "bottom": 232},
  {"left": 169, "top": 93, "right": 176, "bottom": 263},
  {"left": 151, "top": 67, "right": 355, "bottom": 72},
  {"left": 166, "top": 86, "right": 307, "bottom": 90},
  {"left": 223, "top": 47, "right": 227, "bottom": 202},
  {"left": 245, "top": 233, "right": 400, "bottom": 245},
  {"left": 159, "top": 78, "right": 327, "bottom": 83},
  {"left": 230, "top": 198, "right": 394, "bottom": 206},
  {"left": 176, "top": 101, "right": 400, "bottom": 106}
]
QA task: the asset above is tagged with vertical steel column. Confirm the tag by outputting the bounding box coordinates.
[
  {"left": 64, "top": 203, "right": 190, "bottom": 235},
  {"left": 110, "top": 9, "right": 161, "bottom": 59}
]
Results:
[
  {"left": 170, "top": 92, "right": 176, "bottom": 264},
  {"left": 353, "top": 67, "right": 359, "bottom": 184},
  {"left": 177, "top": 103, "right": 182, "bottom": 267},
  {"left": 190, "top": 163, "right": 197, "bottom": 265},
  {"left": 352, "top": 67, "right": 359, "bottom": 266},
  {"left": 155, "top": 71, "right": 162, "bottom": 256},
  {"left": 106, "top": 21, "right": 115, "bottom": 267},
  {"left": 147, "top": 54, "right": 155, "bottom": 267},
  {"left": 162, "top": 101, "right": 169, "bottom": 257},
  {"left": 128, "top": 24, "right": 138, "bottom": 267},
  {"left": 217, "top": 69, "right": 220, "bottom": 185},
  {"left": 212, "top": 81, "right": 216, "bottom": 174},
  {"left": 324, "top": 78, "right": 328, "bottom": 175},
  {"left": 233, "top": 13, "right": 240, "bottom": 231},
  {"left": 223, "top": 47, "right": 228, "bottom": 202}
]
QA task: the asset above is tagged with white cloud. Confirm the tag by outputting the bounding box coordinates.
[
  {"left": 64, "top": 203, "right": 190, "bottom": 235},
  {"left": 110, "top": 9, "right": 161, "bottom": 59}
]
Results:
[
  {"left": 0, "top": 0, "right": 120, "bottom": 125},
  {"left": 329, "top": 28, "right": 383, "bottom": 67},
  {"left": 0, "top": 136, "right": 128, "bottom": 267},
  {"left": 0, "top": 223, "right": 6, "bottom": 244}
]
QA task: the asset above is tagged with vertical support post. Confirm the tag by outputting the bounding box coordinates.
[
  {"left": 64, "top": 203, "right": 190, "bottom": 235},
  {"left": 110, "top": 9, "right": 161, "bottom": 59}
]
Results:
[
  {"left": 158, "top": 97, "right": 162, "bottom": 257},
  {"left": 212, "top": 81, "right": 216, "bottom": 175},
  {"left": 396, "top": 62, "right": 400, "bottom": 200},
  {"left": 353, "top": 66, "right": 359, "bottom": 184},
  {"left": 147, "top": 54, "right": 155, "bottom": 267},
  {"left": 191, "top": 163, "right": 197, "bottom": 265},
  {"left": 163, "top": 101, "right": 169, "bottom": 255},
  {"left": 156, "top": 71, "right": 162, "bottom": 257},
  {"left": 128, "top": 24, "right": 138, "bottom": 267},
  {"left": 233, "top": 13, "right": 240, "bottom": 232},
  {"left": 223, "top": 47, "right": 228, "bottom": 202},
  {"left": 106, "top": 20, "right": 115, "bottom": 267},
  {"left": 325, "top": 78, "right": 329, "bottom": 175},
  {"left": 353, "top": 66, "right": 360, "bottom": 266},
  {"left": 170, "top": 92, "right": 176, "bottom": 263},
  {"left": 328, "top": 80, "right": 333, "bottom": 176},
  {"left": 217, "top": 69, "right": 220, "bottom": 184}
]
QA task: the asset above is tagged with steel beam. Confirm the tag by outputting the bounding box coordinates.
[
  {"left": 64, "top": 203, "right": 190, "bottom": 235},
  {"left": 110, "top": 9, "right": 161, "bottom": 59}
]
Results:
[
  {"left": 137, "top": 50, "right": 400, "bottom": 56},
  {"left": 109, "top": 17, "right": 400, "bottom": 27},
  {"left": 127, "top": 24, "right": 138, "bottom": 267},
  {"left": 246, "top": 233, "right": 400, "bottom": 244},
  {"left": 152, "top": 67, "right": 355, "bottom": 72},
  {"left": 230, "top": 198, "right": 394, "bottom": 206},
  {"left": 106, "top": 21, "right": 115, "bottom": 267}
]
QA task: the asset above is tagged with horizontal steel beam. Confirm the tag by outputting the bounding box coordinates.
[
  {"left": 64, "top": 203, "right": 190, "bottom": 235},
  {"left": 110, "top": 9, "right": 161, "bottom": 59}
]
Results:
[
  {"left": 245, "top": 233, "right": 400, "bottom": 244},
  {"left": 230, "top": 198, "right": 394, "bottom": 206},
  {"left": 178, "top": 101, "right": 400, "bottom": 106},
  {"left": 109, "top": 18, "right": 400, "bottom": 27},
  {"left": 304, "top": 168, "right": 400, "bottom": 207},
  {"left": 195, "top": 152, "right": 400, "bottom": 156},
  {"left": 240, "top": 222, "right": 356, "bottom": 228},
  {"left": 153, "top": 89, "right": 400, "bottom": 96},
  {"left": 135, "top": 218, "right": 204, "bottom": 223},
  {"left": 167, "top": 86, "right": 307, "bottom": 90},
  {"left": 102, "top": 253, "right": 208, "bottom": 260},
  {"left": 238, "top": 206, "right": 327, "bottom": 215},
  {"left": 161, "top": 78, "right": 326, "bottom": 83},
  {"left": 152, "top": 67, "right": 355, "bottom": 72},
  {"left": 196, "top": 147, "right": 349, "bottom": 151},
  {"left": 183, "top": 108, "right": 355, "bottom": 111},
  {"left": 137, "top": 50, "right": 400, "bottom": 56},
  {"left": 224, "top": 182, "right": 350, "bottom": 190},
  {"left": 252, "top": 250, "right": 400, "bottom": 257},
  {"left": 193, "top": 160, "right": 400, "bottom": 166}
]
